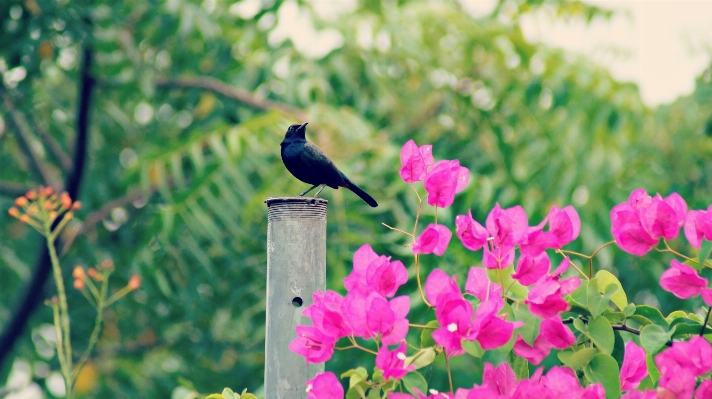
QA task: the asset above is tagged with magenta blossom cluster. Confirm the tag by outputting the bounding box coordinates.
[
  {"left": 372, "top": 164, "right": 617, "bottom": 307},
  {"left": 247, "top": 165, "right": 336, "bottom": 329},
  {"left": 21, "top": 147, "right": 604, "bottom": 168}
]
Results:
[
  {"left": 610, "top": 189, "right": 687, "bottom": 255},
  {"left": 289, "top": 244, "right": 410, "bottom": 364},
  {"left": 424, "top": 269, "right": 522, "bottom": 356}
]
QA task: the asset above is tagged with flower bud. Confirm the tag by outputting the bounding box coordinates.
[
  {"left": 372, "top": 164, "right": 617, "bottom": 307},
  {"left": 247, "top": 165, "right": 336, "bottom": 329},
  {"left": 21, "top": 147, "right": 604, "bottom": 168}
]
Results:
[
  {"left": 72, "top": 201, "right": 82, "bottom": 211},
  {"left": 43, "top": 187, "right": 54, "bottom": 196},
  {"left": 60, "top": 192, "right": 72, "bottom": 210},
  {"left": 128, "top": 275, "right": 141, "bottom": 291},
  {"left": 72, "top": 266, "right": 85, "bottom": 279},
  {"left": 44, "top": 200, "right": 53, "bottom": 210},
  {"left": 19, "top": 214, "right": 30, "bottom": 224},
  {"left": 74, "top": 279, "right": 85, "bottom": 290},
  {"left": 87, "top": 268, "right": 97, "bottom": 278},
  {"left": 101, "top": 259, "right": 114, "bottom": 269},
  {"left": 65, "top": 212, "right": 74, "bottom": 221},
  {"left": 8, "top": 207, "right": 20, "bottom": 218},
  {"left": 49, "top": 210, "right": 58, "bottom": 221},
  {"left": 14, "top": 197, "right": 28, "bottom": 207},
  {"left": 26, "top": 189, "right": 37, "bottom": 200}
]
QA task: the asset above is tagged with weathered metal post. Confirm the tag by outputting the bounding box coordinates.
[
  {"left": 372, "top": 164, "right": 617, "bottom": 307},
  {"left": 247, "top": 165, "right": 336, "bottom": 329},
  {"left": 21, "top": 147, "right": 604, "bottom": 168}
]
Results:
[{"left": 264, "top": 197, "right": 327, "bottom": 398}]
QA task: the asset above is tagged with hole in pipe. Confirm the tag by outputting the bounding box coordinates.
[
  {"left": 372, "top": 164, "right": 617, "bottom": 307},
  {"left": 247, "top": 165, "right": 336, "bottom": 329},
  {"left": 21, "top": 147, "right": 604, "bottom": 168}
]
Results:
[{"left": 292, "top": 297, "right": 303, "bottom": 307}]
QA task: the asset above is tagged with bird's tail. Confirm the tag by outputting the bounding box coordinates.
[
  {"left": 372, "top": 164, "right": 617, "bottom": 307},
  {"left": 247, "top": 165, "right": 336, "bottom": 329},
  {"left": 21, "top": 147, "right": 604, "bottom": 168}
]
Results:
[{"left": 343, "top": 181, "right": 378, "bottom": 207}]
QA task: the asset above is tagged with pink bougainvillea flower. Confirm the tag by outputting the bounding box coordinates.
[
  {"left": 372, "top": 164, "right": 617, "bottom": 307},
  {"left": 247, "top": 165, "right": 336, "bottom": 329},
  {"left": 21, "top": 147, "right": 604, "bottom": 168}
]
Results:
[
  {"left": 486, "top": 203, "right": 529, "bottom": 248},
  {"left": 522, "top": 205, "right": 581, "bottom": 255},
  {"left": 413, "top": 224, "right": 452, "bottom": 256},
  {"left": 288, "top": 325, "right": 337, "bottom": 364},
  {"left": 512, "top": 253, "right": 551, "bottom": 286},
  {"left": 695, "top": 380, "right": 712, "bottom": 399},
  {"left": 619, "top": 341, "right": 648, "bottom": 391},
  {"left": 539, "top": 317, "right": 575, "bottom": 349},
  {"left": 425, "top": 269, "right": 462, "bottom": 307},
  {"left": 660, "top": 259, "right": 708, "bottom": 299},
  {"left": 344, "top": 244, "right": 407, "bottom": 298},
  {"left": 465, "top": 266, "right": 502, "bottom": 302},
  {"left": 399, "top": 140, "right": 433, "bottom": 184},
  {"left": 472, "top": 296, "right": 523, "bottom": 350},
  {"left": 684, "top": 205, "right": 712, "bottom": 249},
  {"left": 611, "top": 189, "right": 687, "bottom": 255},
  {"left": 702, "top": 288, "right": 712, "bottom": 307},
  {"left": 657, "top": 365, "right": 696, "bottom": 399},
  {"left": 376, "top": 341, "right": 415, "bottom": 381},
  {"left": 640, "top": 193, "right": 687, "bottom": 240},
  {"left": 478, "top": 362, "right": 518, "bottom": 397},
  {"left": 482, "top": 244, "right": 516, "bottom": 269},
  {"left": 513, "top": 334, "right": 551, "bottom": 365},
  {"left": 304, "top": 290, "right": 350, "bottom": 339},
  {"left": 619, "top": 391, "right": 657, "bottom": 399},
  {"left": 423, "top": 160, "right": 469, "bottom": 208},
  {"left": 655, "top": 336, "right": 712, "bottom": 377},
  {"left": 431, "top": 294, "right": 475, "bottom": 357},
  {"left": 455, "top": 210, "right": 489, "bottom": 251},
  {"left": 391, "top": 389, "right": 452, "bottom": 399},
  {"left": 525, "top": 279, "right": 570, "bottom": 319},
  {"left": 342, "top": 290, "right": 409, "bottom": 345},
  {"left": 306, "top": 372, "right": 343, "bottom": 399}
]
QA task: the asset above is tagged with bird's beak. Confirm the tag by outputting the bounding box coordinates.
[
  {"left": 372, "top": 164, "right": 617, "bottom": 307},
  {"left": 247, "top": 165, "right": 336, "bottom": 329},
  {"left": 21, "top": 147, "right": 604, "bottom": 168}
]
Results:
[{"left": 299, "top": 122, "right": 308, "bottom": 130}]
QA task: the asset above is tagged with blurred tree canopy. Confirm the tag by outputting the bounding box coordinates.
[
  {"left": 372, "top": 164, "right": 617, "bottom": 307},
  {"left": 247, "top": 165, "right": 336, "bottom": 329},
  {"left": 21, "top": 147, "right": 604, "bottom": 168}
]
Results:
[{"left": 1, "top": 0, "right": 711, "bottom": 397}]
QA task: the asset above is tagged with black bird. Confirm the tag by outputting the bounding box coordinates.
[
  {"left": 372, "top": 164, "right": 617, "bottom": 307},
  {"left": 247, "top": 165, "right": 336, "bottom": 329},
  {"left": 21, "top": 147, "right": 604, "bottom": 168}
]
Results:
[{"left": 280, "top": 123, "right": 378, "bottom": 207}]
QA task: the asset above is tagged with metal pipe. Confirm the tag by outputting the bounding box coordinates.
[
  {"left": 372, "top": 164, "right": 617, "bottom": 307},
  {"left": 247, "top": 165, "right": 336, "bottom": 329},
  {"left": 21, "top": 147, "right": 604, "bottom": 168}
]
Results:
[{"left": 264, "top": 197, "right": 327, "bottom": 398}]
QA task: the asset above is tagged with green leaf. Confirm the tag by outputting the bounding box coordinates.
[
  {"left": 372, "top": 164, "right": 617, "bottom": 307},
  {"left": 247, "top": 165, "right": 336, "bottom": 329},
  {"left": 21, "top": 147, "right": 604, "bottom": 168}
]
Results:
[
  {"left": 569, "top": 281, "right": 589, "bottom": 310},
  {"left": 342, "top": 367, "right": 368, "bottom": 388},
  {"left": 559, "top": 347, "right": 598, "bottom": 369},
  {"left": 670, "top": 317, "right": 710, "bottom": 337},
  {"left": 404, "top": 348, "right": 437, "bottom": 370},
  {"left": 513, "top": 304, "right": 539, "bottom": 345},
  {"left": 623, "top": 303, "right": 636, "bottom": 317},
  {"left": 587, "top": 279, "right": 617, "bottom": 318},
  {"left": 366, "top": 388, "right": 381, "bottom": 399},
  {"left": 666, "top": 310, "right": 687, "bottom": 322},
  {"left": 574, "top": 316, "right": 614, "bottom": 354},
  {"left": 462, "top": 339, "right": 485, "bottom": 358},
  {"left": 345, "top": 383, "right": 368, "bottom": 399},
  {"left": 602, "top": 310, "right": 626, "bottom": 325},
  {"left": 420, "top": 321, "right": 439, "bottom": 348},
  {"left": 595, "top": 270, "right": 628, "bottom": 311},
  {"left": 699, "top": 239, "right": 712, "bottom": 269},
  {"left": 402, "top": 372, "right": 428, "bottom": 396},
  {"left": 612, "top": 330, "right": 625, "bottom": 366},
  {"left": 487, "top": 265, "right": 527, "bottom": 299},
  {"left": 640, "top": 325, "right": 674, "bottom": 354},
  {"left": 509, "top": 352, "right": 529, "bottom": 380},
  {"left": 583, "top": 353, "right": 621, "bottom": 399},
  {"left": 646, "top": 353, "right": 660, "bottom": 385},
  {"left": 632, "top": 305, "right": 669, "bottom": 328}
]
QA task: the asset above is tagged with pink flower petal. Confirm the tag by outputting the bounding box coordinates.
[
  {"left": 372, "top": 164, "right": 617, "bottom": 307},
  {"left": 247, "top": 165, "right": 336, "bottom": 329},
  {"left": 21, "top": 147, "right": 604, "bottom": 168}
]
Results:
[
  {"left": 456, "top": 210, "right": 488, "bottom": 251},
  {"left": 660, "top": 259, "right": 708, "bottom": 299},
  {"left": 620, "top": 341, "right": 648, "bottom": 391},
  {"left": 539, "top": 317, "right": 575, "bottom": 349},
  {"left": 465, "top": 266, "right": 502, "bottom": 301},
  {"left": 306, "top": 372, "right": 343, "bottom": 399},
  {"left": 513, "top": 335, "right": 551, "bottom": 365},
  {"left": 512, "top": 253, "right": 551, "bottom": 286}
]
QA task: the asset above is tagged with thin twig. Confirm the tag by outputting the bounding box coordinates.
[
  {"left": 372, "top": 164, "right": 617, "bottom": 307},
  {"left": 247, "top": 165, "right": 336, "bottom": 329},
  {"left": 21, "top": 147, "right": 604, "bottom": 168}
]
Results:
[
  {"left": 30, "top": 112, "right": 73, "bottom": 171},
  {"left": 155, "top": 76, "right": 307, "bottom": 119}
]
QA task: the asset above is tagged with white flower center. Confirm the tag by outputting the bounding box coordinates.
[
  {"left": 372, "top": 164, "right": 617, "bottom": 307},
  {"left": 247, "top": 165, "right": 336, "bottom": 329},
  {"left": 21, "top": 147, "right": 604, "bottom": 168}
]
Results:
[
  {"left": 397, "top": 352, "right": 406, "bottom": 360},
  {"left": 306, "top": 384, "right": 313, "bottom": 393},
  {"left": 447, "top": 323, "right": 458, "bottom": 332}
]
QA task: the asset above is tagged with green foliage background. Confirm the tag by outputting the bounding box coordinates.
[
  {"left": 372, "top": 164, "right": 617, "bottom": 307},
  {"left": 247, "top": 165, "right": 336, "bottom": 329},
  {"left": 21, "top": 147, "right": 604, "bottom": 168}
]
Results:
[{"left": 0, "top": 0, "right": 711, "bottom": 397}]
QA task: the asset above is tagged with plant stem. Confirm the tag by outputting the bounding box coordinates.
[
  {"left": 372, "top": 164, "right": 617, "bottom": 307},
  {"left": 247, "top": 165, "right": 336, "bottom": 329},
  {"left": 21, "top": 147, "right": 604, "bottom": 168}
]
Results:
[
  {"left": 72, "top": 273, "right": 109, "bottom": 383},
  {"left": 45, "top": 221, "right": 73, "bottom": 398},
  {"left": 414, "top": 255, "right": 432, "bottom": 307},
  {"left": 443, "top": 352, "right": 454, "bottom": 394},
  {"left": 702, "top": 307, "right": 712, "bottom": 337}
]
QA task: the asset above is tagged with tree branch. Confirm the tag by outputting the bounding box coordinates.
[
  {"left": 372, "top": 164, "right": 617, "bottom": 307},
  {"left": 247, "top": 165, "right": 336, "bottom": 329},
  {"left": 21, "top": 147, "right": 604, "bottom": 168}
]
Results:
[
  {"left": 2, "top": 93, "right": 62, "bottom": 189},
  {"left": 155, "top": 76, "right": 307, "bottom": 119}
]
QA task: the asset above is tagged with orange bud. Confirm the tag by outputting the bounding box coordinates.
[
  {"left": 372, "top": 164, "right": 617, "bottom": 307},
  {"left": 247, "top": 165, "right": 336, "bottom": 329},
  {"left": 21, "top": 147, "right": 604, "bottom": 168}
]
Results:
[
  {"left": 14, "top": 197, "right": 28, "bottom": 207},
  {"left": 8, "top": 207, "right": 20, "bottom": 218},
  {"left": 26, "top": 189, "right": 37, "bottom": 200},
  {"left": 87, "top": 268, "right": 97, "bottom": 278},
  {"left": 74, "top": 279, "right": 85, "bottom": 290},
  {"left": 43, "top": 187, "right": 54, "bottom": 196},
  {"left": 101, "top": 259, "right": 114, "bottom": 269},
  {"left": 64, "top": 212, "right": 74, "bottom": 221},
  {"left": 60, "top": 192, "right": 72, "bottom": 210},
  {"left": 26, "top": 205, "right": 38, "bottom": 215},
  {"left": 43, "top": 200, "right": 53, "bottom": 210},
  {"left": 49, "top": 210, "right": 58, "bottom": 221},
  {"left": 19, "top": 214, "right": 30, "bottom": 223},
  {"left": 72, "top": 201, "right": 82, "bottom": 211},
  {"left": 128, "top": 275, "right": 141, "bottom": 291},
  {"left": 72, "top": 266, "right": 85, "bottom": 279}
]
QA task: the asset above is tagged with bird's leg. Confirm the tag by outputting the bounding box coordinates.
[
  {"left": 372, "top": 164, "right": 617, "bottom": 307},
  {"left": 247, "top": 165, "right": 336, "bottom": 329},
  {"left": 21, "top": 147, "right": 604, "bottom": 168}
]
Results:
[
  {"left": 313, "top": 184, "right": 326, "bottom": 198},
  {"left": 299, "top": 184, "right": 319, "bottom": 196}
]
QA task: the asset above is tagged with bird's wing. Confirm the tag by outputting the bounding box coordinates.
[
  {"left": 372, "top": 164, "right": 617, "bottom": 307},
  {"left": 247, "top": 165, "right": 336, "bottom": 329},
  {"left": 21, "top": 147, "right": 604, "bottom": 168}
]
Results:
[{"left": 301, "top": 143, "right": 346, "bottom": 187}]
